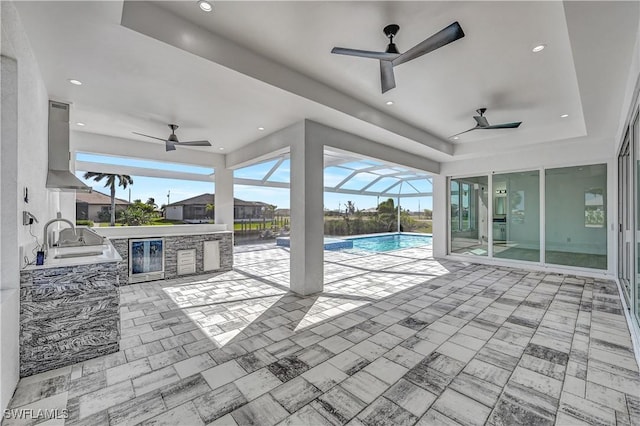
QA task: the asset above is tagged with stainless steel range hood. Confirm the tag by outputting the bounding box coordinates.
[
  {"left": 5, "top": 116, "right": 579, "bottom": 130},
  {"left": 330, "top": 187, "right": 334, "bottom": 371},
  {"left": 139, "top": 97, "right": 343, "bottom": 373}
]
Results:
[{"left": 46, "top": 101, "right": 91, "bottom": 192}]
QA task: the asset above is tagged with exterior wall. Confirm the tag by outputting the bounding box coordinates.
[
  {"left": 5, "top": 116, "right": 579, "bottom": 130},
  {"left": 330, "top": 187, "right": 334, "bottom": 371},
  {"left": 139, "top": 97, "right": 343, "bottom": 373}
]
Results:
[
  {"left": 110, "top": 232, "right": 233, "bottom": 285},
  {"left": 19, "top": 262, "right": 120, "bottom": 377},
  {"left": 165, "top": 205, "right": 183, "bottom": 221},
  {"left": 0, "top": 1, "right": 63, "bottom": 411}
]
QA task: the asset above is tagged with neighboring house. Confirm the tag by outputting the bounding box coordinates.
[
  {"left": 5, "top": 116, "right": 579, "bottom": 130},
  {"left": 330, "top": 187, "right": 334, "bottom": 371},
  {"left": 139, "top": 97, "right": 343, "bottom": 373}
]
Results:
[
  {"left": 165, "top": 193, "right": 271, "bottom": 223},
  {"left": 76, "top": 190, "right": 130, "bottom": 222}
]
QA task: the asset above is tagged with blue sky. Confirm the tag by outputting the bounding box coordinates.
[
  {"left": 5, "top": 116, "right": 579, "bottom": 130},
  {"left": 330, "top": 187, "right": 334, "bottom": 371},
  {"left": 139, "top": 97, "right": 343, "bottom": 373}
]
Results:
[{"left": 75, "top": 153, "right": 433, "bottom": 211}]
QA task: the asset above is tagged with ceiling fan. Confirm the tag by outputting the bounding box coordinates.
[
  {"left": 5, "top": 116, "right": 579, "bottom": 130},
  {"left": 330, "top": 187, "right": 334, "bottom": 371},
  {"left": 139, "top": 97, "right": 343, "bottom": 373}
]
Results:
[
  {"left": 331, "top": 22, "right": 465, "bottom": 93},
  {"left": 133, "top": 124, "right": 212, "bottom": 152},
  {"left": 451, "top": 108, "right": 522, "bottom": 138}
]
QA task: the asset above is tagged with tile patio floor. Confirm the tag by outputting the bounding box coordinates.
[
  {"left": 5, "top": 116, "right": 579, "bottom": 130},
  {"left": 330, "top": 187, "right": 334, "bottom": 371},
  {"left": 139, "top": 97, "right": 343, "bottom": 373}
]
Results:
[{"left": 5, "top": 244, "right": 640, "bottom": 426}]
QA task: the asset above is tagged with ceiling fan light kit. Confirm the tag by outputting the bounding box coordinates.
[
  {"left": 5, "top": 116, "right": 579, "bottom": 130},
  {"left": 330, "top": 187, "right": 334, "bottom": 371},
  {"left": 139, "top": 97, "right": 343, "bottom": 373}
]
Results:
[
  {"left": 331, "top": 21, "right": 465, "bottom": 93},
  {"left": 133, "top": 124, "right": 212, "bottom": 152}
]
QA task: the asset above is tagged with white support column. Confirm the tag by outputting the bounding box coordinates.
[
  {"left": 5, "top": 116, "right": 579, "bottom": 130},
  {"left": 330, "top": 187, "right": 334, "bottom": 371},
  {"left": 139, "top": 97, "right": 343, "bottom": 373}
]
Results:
[
  {"left": 432, "top": 174, "right": 448, "bottom": 258},
  {"left": 0, "top": 54, "right": 20, "bottom": 414},
  {"left": 214, "top": 167, "right": 234, "bottom": 231},
  {"left": 289, "top": 125, "right": 324, "bottom": 295}
]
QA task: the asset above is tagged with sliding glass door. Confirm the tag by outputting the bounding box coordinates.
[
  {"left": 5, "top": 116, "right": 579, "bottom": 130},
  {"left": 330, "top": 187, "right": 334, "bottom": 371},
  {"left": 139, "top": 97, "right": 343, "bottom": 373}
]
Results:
[
  {"left": 450, "top": 177, "right": 488, "bottom": 256},
  {"left": 619, "top": 106, "right": 640, "bottom": 328},
  {"left": 492, "top": 171, "right": 540, "bottom": 262},
  {"left": 546, "top": 165, "right": 607, "bottom": 269},
  {"left": 619, "top": 136, "right": 632, "bottom": 304},
  {"left": 634, "top": 111, "right": 640, "bottom": 323},
  {"left": 450, "top": 167, "right": 608, "bottom": 269}
]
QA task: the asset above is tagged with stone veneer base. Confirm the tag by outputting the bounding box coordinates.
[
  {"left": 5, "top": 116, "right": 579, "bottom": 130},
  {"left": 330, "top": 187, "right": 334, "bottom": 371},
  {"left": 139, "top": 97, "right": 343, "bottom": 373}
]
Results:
[
  {"left": 110, "top": 232, "right": 233, "bottom": 285},
  {"left": 19, "top": 262, "right": 120, "bottom": 377}
]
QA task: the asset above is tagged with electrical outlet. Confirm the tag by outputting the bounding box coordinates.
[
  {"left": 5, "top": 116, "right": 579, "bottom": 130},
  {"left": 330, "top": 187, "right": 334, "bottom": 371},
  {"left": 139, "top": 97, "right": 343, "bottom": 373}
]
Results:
[{"left": 23, "top": 211, "right": 38, "bottom": 226}]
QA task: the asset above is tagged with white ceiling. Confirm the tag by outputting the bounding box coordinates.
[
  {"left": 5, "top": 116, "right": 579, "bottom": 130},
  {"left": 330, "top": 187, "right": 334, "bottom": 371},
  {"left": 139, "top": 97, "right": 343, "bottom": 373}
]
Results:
[
  {"left": 156, "top": 0, "right": 585, "bottom": 144},
  {"left": 12, "top": 1, "right": 640, "bottom": 166}
]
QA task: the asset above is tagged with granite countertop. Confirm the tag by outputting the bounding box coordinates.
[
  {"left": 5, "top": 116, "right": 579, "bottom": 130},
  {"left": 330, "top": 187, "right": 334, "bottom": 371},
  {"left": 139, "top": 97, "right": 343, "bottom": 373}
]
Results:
[
  {"left": 22, "top": 240, "right": 122, "bottom": 270},
  {"left": 94, "top": 224, "right": 232, "bottom": 239}
]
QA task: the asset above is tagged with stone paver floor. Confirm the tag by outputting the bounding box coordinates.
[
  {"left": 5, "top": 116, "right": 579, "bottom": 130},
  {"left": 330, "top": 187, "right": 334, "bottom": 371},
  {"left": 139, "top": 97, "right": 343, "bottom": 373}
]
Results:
[{"left": 6, "top": 244, "right": 640, "bottom": 425}]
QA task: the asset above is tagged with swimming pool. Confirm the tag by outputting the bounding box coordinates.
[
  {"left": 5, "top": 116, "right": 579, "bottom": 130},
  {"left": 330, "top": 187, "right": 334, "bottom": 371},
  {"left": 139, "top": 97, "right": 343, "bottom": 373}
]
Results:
[{"left": 347, "top": 233, "right": 432, "bottom": 252}]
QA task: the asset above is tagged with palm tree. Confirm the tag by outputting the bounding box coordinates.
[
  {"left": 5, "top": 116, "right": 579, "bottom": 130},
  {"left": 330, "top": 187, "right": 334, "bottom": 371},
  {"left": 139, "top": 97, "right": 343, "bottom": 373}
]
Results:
[
  {"left": 205, "top": 203, "right": 215, "bottom": 220},
  {"left": 83, "top": 172, "right": 133, "bottom": 226},
  {"left": 377, "top": 198, "right": 396, "bottom": 231},
  {"left": 346, "top": 201, "right": 356, "bottom": 216}
]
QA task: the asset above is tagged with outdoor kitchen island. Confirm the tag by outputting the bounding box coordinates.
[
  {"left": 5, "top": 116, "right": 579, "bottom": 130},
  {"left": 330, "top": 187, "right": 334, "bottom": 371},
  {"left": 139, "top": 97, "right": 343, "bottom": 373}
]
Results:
[
  {"left": 94, "top": 224, "right": 233, "bottom": 285},
  {"left": 19, "top": 242, "right": 122, "bottom": 377}
]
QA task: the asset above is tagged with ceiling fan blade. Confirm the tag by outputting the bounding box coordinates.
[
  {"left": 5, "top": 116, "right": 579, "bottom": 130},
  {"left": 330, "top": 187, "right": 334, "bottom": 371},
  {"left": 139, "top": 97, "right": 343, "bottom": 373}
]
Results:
[
  {"left": 166, "top": 141, "right": 177, "bottom": 152},
  {"left": 176, "top": 140, "right": 212, "bottom": 147},
  {"left": 480, "top": 122, "right": 522, "bottom": 129},
  {"left": 132, "top": 131, "right": 168, "bottom": 142},
  {"left": 392, "top": 21, "right": 465, "bottom": 67},
  {"left": 331, "top": 47, "right": 399, "bottom": 61},
  {"left": 450, "top": 126, "right": 479, "bottom": 138},
  {"left": 473, "top": 115, "right": 490, "bottom": 127},
  {"left": 380, "top": 60, "right": 396, "bottom": 93}
]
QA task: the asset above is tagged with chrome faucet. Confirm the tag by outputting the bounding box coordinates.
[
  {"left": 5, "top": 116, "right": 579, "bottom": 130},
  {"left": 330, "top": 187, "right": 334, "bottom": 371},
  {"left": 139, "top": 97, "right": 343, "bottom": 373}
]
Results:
[{"left": 42, "top": 213, "right": 76, "bottom": 256}]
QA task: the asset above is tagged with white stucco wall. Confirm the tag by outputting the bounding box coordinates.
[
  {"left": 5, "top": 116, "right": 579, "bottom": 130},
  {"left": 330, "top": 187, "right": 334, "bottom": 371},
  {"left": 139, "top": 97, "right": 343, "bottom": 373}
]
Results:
[
  {"left": 1, "top": 1, "right": 64, "bottom": 411},
  {"left": 165, "top": 205, "right": 183, "bottom": 221}
]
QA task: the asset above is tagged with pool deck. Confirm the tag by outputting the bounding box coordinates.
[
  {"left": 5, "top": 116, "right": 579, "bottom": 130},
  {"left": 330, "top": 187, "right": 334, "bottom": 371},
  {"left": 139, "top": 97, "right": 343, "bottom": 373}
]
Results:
[{"left": 6, "top": 243, "right": 639, "bottom": 426}]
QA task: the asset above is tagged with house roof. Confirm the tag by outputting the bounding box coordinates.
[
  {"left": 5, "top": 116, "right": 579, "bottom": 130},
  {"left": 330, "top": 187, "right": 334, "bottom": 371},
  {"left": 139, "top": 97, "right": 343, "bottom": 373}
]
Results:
[
  {"left": 167, "top": 193, "right": 270, "bottom": 208},
  {"left": 167, "top": 193, "right": 215, "bottom": 207},
  {"left": 76, "top": 190, "right": 130, "bottom": 206}
]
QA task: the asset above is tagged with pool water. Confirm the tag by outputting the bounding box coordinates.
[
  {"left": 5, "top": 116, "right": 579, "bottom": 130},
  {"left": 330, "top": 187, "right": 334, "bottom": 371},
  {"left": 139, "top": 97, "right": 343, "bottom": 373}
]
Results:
[{"left": 348, "top": 233, "right": 432, "bottom": 252}]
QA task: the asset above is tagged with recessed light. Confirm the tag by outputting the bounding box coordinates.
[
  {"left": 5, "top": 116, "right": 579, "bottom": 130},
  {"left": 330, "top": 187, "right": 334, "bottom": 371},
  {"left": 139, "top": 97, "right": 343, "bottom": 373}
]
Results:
[
  {"left": 385, "top": 101, "right": 394, "bottom": 106},
  {"left": 68, "top": 79, "right": 82, "bottom": 86},
  {"left": 452, "top": 136, "right": 459, "bottom": 140},
  {"left": 219, "top": 147, "right": 224, "bottom": 151},
  {"left": 560, "top": 114, "right": 569, "bottom": 118},
  {"left": 257, "top": 127, "right": 265, "bottom": 131},
  {"left": 198, "top": 0, "right": 212, "bottom": 12},
  {"left": 532, "top": 44, "right": 546, "bottom": 53},
  {"left": 76, "top": 122, "right": 85, "bottom": 126}
]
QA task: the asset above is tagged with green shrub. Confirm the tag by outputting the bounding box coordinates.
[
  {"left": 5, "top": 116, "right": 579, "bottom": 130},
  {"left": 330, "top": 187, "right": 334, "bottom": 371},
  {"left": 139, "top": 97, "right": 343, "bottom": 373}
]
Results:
[
  {"left": 118, "top": 204, "right": 152, "bottom": 226},
  {"left": 97, "top": 209, "right": 111, "bottom": 222},
  {"left": 76, "top": 219, "right": 94, "bottom": 227}
]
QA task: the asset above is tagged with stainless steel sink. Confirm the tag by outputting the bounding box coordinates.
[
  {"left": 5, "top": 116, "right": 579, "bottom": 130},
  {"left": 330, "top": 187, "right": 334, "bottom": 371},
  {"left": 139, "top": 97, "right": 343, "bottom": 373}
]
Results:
[
  {"left": 57, "top": 227, "right": 105, "bottom": 247},
  {"left": 54, "top": 250, "right": 104, "bottom": 259}
]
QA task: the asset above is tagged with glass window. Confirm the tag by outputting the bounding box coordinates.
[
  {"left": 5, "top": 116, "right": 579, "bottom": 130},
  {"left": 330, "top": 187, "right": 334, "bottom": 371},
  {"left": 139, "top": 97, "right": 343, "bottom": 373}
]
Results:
[
  {"left": 545, "top": 164, "right": 607, "bottom": 269},
  {"left": 450, "top": 180, "right": 460, "bottom": 232},
  {"left": 450, "top": 176, "right": 488, "bottom": 256},
  {"left": 585, "top": 188, "right": 605, "bottom": 228},
  {"left": 492, "top": 171, "right": 540, "bottom": 262}
]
